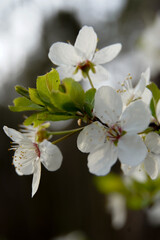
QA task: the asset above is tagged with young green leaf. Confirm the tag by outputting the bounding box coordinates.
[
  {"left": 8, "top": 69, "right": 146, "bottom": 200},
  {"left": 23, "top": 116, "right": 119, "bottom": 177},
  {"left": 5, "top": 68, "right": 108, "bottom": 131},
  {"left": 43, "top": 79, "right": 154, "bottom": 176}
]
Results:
[
  {"left": 29, "top": 88, "right": 45, "bottom": 105},
  {"left": 9, "top": 97, "right": 44, "bottom": 112},
  {"left": 84, "top": 88, "right": 96, "bottom": 117},
  {"left": 51, "top": 78, "right": 85, "bottom": 112},
  {"left": 36, "top": 68, "right": 60, "bottom": 103},
  {"left": 15, "top": 85, "right": 29, "bottom": 99},
  {"left": 37, "top": 111, "right": 78, "bottom": 121}
]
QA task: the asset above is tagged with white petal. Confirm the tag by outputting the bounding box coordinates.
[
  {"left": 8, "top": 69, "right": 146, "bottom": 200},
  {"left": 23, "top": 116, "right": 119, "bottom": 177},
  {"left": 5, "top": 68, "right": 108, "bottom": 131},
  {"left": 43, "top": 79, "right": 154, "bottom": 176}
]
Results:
[
  {"left": 3, "top": 126, "right": 24, "bottom": 143},
  {"left": 40, "top": 140, "right": 62, "bottom": 171},
  {"left": 89, "top": 65, "right": 109, "bottom": 83},
  {"left": 88, "top": 141, "right": 117, "bottom": 175},
  {"left": 32, "top": 160, "right": 41, "bottom": 197},
  {"left": 144, "top": 153, "right": 159, "bottom": 179},
  {"left": 93, "top": 43, "right": 122, "bottom": 64},
  {"left": 145, "top": 132, "right": 160, "bottom": 154},
  {"left": 107, "top": 193, "right": 126, "bottom": 229},
  {"left": 156, "top": 99, "right": 160, "bottom": 123},
  {"left": 94, "top": 86, "right": 122, "bottom": 125},
  {"left": 77, "top": 122, "right": 106, "bottom": 153},
  {"left": 13, "top": 147, "right": 35, "bottom": 175},
  {"left": 56, "top": 66, "right": 82, "bottom": 82},
  {"left": 121, "top": 100, "right": 151, "bottom": 134},
  {"left": 48, "top": 42, "right": 82, "bottom": 66},
  {"left": 134, "top": 76, "right": 146, "bottom": 98},
  {"left": 142, "top": 67, "right": 150, "bottom": 84},
  {"left": 74, "top": 26, "right": 97, "bottom": 60},
  {"left": 121, "top": 164, "right": 147, "bottom": 182},
  {"left": 141, "top": 88, "right": 152, "bottom": 106},
  {"left": 118, "top": 134, "right": 147, "bottom": 166}
]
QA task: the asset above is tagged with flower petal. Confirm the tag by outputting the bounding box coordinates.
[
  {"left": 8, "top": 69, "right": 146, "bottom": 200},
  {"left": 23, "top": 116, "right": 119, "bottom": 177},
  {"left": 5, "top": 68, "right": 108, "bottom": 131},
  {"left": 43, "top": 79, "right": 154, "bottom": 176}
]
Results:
[
  {"left": 145, "top": 132, "right": 160, "bottom": 154},
  {"left": 118, "top": 134, "right": 147, "bottom": 166},
  {"left": 48, "top": 42, "right": 82, "bottom": 66},
  {"left": 134, "top": 75, "right": 146, "bottom": 98},
  {"left": 94, "top": 86, "right": 123, "bottom": 125},
  {"left": 121, "top": 164, "right": 147, "bottom": 182},
  {"left": 40, "top": 140, "right": 63, "bottom": 171},
  {"left": 93, "top": 43, "right": 122, "bottom": 64},
  {"left": 141, "top": 88, "right": 152, "bottom": 106},
  {"left": 32, "top": 160, "right": 41, "bottom": 197},
  {"left": 74, "top": 26, "right": 97, "bottom": 60},
  {"left": 56, "top": 66, "right": 82, "bottom": 82},
  {"left": 121, "top": 100, "right": 151, "bottom": 134},
  {"left": 144, "top": 153, "right": 159, "bottom": 179},
  {"left": 3, "top": 126, "right": 24, "bottom": 143},
  {"left": 156, "top": 99, "right": 160, "bottom": 123},
  {"left": 88, "top": 141, "right": 117, "bottom": 175},
  {"left": 77, "top": 122, "right": 106, "bottom": 153},
  {"left": 13, "top": 147, "right": 35, "bottom": 175},
  {"left": 89, "top": 65, "right": 109, "bottom": 82}
]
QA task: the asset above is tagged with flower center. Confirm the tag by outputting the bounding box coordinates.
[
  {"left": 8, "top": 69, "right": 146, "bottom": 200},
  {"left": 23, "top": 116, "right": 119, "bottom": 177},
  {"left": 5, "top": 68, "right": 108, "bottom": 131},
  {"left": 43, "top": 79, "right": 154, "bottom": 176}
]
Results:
[
  {"left": 74, "top": 60, "right": 95, "bottom": 77},
  {"left": 106, "top": 124, "right": 123, "bottom": 144},
  {"left": 33, "top": 143, "right": 41, "bottom": 158}
]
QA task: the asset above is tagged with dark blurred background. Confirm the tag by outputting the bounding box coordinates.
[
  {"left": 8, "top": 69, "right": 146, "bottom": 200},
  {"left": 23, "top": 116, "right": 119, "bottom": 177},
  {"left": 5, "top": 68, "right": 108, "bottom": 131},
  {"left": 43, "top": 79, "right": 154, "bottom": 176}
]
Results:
[{"left": 1, "top": 0, "right": 160, "bottom": 239}]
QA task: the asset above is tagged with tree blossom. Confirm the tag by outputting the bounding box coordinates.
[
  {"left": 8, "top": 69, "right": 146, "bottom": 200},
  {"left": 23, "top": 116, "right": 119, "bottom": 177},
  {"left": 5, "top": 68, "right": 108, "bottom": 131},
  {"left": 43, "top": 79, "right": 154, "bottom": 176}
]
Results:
[
  {"left": 48, "top": 25, "right": 122, "bottom": 82},
  {"left": 3, "top": 125, "right": 62, "bottom": 197},
  {"left": 77, "top": 86, "right": 151, "bottom": 176},
  {"left": 118, "top": 68, "right": 152, "bottom": 106},
  {"left": 107, "top": 193, "right": 126, "bottom": 229},
  {"left": 122, "top": 132, "right": 160, "bottom": 180}
]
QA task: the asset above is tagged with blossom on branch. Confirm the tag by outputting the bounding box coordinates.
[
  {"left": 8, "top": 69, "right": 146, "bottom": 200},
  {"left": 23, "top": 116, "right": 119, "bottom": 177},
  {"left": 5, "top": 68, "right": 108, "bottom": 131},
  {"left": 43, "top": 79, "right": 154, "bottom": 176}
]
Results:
[
  {"left": 118, "top": 68, "right": 152, "bottom": 107},
  {"left": 48, "top": 26, "right": 122, "bottom": 82},
  {"left": 77, "top": 86, "right": 151, "bottom": 176},
  {"left": 3, "top": 125, "right": 62, "bottom": 197}
]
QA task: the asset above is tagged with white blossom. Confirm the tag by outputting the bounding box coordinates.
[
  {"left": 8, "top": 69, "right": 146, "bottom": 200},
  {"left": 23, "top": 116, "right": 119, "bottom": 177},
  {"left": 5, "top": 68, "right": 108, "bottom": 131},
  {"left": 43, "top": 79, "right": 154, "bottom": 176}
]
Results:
[
  {"left": 107, "top": 193, "right": 126, "bottom": 229},
  {"left": 77, "top": 86, "right": 151, "bottom": 176},
  {"left": 118, "top": 68, "right": 152, "bottom": 106},
  {"left": 3, "top": 125, "right": 62, "bottom": 197},
  {"left": 122, "top": 132, "right": 160, "bottom": 180},
  {"left": 48, "top": 25, "right": 121, "bottom": 82}
]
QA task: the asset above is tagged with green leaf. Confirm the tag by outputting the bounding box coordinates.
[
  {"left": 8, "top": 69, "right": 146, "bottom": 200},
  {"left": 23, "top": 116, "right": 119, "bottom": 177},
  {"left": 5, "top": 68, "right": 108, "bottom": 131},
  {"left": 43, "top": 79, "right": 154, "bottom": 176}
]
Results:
[
  {"left": 36, "top": 68, "right": 60, "bottom": 104},
  {"left": 147, "top": 83, "right": 160, "bottom": 119},
  {"left": 63, "top": 78, "right": 85, "bottom": 108},
  {"left": 9, "top": 97, "right": 44, "bottom": 112},
  {"left": 150, "top": 98, "right": 156, "bottom": 119},
  {"left": 147, "top": 82, "right": 160, "bottom": 105},
  {"left": 15, "top": 85, "right": 29, "bottom": 99},
  {"left": 29, "top": 88, "right": 45, "bottom": 106},
  {"left": 46, "top": 68, "right": 60, "bottom": 92},
  {"left": 37, "top": 111, "right": 78, "bottom": 121},
  {"left": 51, "top": 78, "right": 85, "bottom": 112},
  {"left": 23, "top": 113, "right": 44, "bottom": 127},
  {"left": 84, "top": 88, "right": 96, "bottom": 116}
]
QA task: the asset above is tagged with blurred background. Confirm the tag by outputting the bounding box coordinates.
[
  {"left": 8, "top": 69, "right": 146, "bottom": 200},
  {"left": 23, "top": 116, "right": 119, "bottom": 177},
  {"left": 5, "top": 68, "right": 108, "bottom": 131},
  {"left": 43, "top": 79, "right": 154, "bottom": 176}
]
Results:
[{"left": 1, "top": 0, "right": 160, "bottom": 239}]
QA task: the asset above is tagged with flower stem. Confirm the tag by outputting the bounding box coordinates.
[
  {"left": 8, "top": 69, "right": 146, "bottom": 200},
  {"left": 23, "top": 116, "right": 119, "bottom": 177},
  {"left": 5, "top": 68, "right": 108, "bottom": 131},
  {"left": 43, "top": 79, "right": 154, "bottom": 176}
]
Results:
[
  {"left": 48, "top": 127, "right": 84, "bottom": 136},
  {"left": 86, "top": 72, "right": 94, "bottom": 89},
  {"left": 52, "top": 127, "right": 84, "bottom": 144}
]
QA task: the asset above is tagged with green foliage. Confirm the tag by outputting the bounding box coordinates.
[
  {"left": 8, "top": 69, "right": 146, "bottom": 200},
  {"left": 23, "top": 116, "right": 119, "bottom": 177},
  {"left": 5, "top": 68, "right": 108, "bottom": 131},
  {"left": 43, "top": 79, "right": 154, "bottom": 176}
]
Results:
[
  {"left": 36, "top": 68, "right": 60, "bottom": 104},
  {"left": 147, "top": 82, "right": 160, "bottom": 119},
  {"left": 9, "top": 97, "right": 44, "bottom": 112},
  {"left": 51, "top": 78, "right": 85, "bottom": 112},
  {"left": 15, "top": 85, "right": 30, "bottom": 99},
  {"left": 10, "top": 68, "right": 96, "bottom": 126},
  {"left": 84, "top": 88, "right": 96, "bottom": 117}
]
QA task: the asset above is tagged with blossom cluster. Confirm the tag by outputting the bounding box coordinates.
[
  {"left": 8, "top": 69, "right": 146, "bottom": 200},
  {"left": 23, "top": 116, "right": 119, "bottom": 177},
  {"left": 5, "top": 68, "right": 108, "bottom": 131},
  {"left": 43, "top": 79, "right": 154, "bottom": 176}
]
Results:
[{"left": 3, "top": 25, "right": 160, "bottom": 199}]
